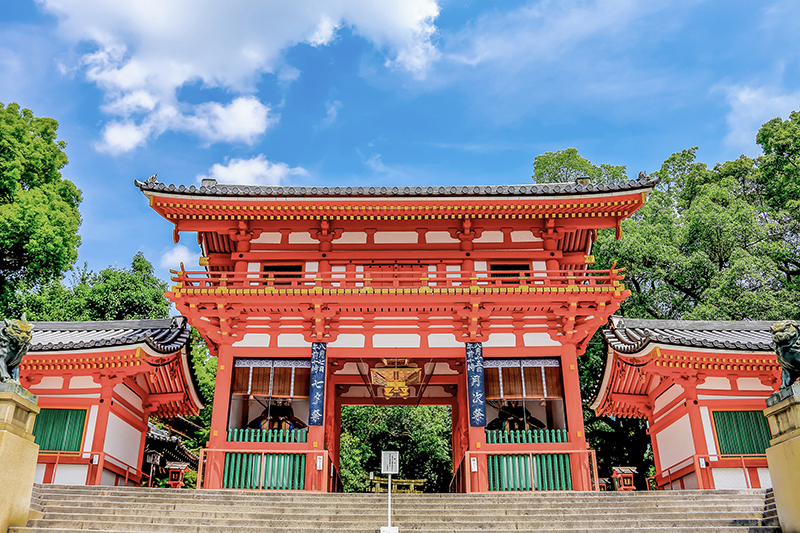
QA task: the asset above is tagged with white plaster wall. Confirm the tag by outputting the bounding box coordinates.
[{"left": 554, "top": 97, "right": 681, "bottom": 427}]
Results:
[
  {"left": 654, "top": 414, "right": 695, "bottom": 471},
  {"left": 712, "top": 468, "right": 748, "bottom": 489},
  {"left": 34, "top": 464, "right": 46, "bottom": 483},
  {"left": 428, "top": 334, "right": 461, "bottom": 348},
  {"left": 252, "top": 232, "right": 282, "bottom": 244},
  {"left": 511, "top": 230, "right": 541, "bottom": 242},
  {"left": 305, "top": 261, "right": 319, "bottom": 272},
  {"left": 737, "top": 378, "right": 774, "bottom": 391},
  {"left": 523, "top": 332, "right": 560, "bottom": 347},
  {"left": 69, "top": 376, "right": 100, "bottom": 389},
  {"left": 758, "top": 468, "right": 772, "bottom": 488},
  {"left": 53, "top": 464, "right": 88, "bottom": 485},
  {"left": 113, "top": 383, "right": 143, "bottom": 412},
  {"left": 247, "top": 262, "right": 260, "bottom": 272},
  {"left": 372, "top": 334, "right": 420, "bottom": 348},
  {"left": 473, "top": 231, "right": 504, "bottom": 243},
  {"left": 104, "top": 413, "right": 142, "bottom": 467},
  {"left": 100, "top": 469, "right": 117, "bottom": 486},
  {"left": 233, "top": 334, "right": 272, "bottom": 347},
  {"left": 328, "top": 334, "right": 365, "bottom": 348},
  {"left": 29, "top": 376, "right": 64, "bottom": 390},
  {"left": 425, "top": 232, "right": 458, "bottom": 243},
  {"left": 654, "top": 384, "right": 685, "bottom": 414},
  {"left": 288, "top": 232, "right": 316, "bottom": 244},
  {"left": 699, "top": 406, "right": 718, "bottom": 455},
  {"left": 681, "top": 472, "right": 698, "bottom": 489},
  {"left": 474, "top": 261, "right": 487, "bottom": 271},
  {"left": 697, "top": 377, "right": 731, "bottom": 390},
  {"left": 373, "top": 231, "right": 418, "bottom": 244},
  {"left": 483, "top": 333, "right": 517, "bottom": 348},
  {"left": 83, "top": 405, "right": 98, "bottom": 452},
  {"left": 277, "top": 334, "right": 312, "bottom": 347},
  {"left": 336, "top": 232, "right": 367, "bottom": 244}
]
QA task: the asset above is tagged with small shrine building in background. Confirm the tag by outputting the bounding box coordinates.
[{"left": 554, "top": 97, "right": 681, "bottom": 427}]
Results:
[{"left": 591, "top": 316, "right": 780, "bottom": 490}]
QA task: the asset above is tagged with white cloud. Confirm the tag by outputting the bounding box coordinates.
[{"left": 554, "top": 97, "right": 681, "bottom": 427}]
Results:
[
  {"left": 722, "top": 85, "right": 800, "bottom": 154},
  {"left": 37, "top": 0, "right": 441, "bottom": 151},
  {"left": 317, "top": 100, "right": 343, "bottom": 130},
  {"left": 160, "top": 244, "right": 201, "bottom": 270},
  {"left": 197, "top": 154, "right": 308, "bottom": 186}
]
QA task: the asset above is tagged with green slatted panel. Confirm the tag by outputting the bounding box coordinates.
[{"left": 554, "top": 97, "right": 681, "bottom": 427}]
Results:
[
  {"left": 32, "top": 409, "right": 86, "bottom": 451},
  {"left": 223, "top": 452, "right": 306, "bottom": 490},
  {"left": 488, "top": 453, "right": 571, "bottom": 491},
  {"left": 713, "top": 411, "right": 771, "bottom": 455}
]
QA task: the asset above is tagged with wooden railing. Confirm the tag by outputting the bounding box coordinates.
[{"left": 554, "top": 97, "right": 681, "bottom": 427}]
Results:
[
  {"left": 486, "top": 429, "right": 569, "bottom": 444},
  {"left": 227, "top": 428, "right": 307, "bottom": 443},
  {"left": 37, "top": 450, "right": 142, "bottom": 486},
  {"left": 171, "top": 268, "right": 625, "bottom": 296},
  {"left": 648, "top": 453, "right": 768, "bottom": 490}
]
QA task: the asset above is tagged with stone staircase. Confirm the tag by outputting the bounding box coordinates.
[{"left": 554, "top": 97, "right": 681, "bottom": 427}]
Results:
[{"left": 11, "top": 483, "right": 781, "bottom": 533}]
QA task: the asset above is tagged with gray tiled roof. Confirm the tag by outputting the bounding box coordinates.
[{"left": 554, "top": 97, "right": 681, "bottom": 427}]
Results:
[
  {"left": 135, "top": 173, "right": 659, "bottom": 198},
  {"left": 604, "top": 316, "right": 775, "bottom": 353},
  {"left": 29, "top": 317, "right": 190, "bottom": 354}
]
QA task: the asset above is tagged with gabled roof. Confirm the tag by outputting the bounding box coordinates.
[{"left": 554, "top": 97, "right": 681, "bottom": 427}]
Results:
[
  {"left": 135, "top": 173, "right": 660, "bottom": 198},
  {"left": 604, "top": 316, "right": 775, "bottom": 353},
  {"left": 30, "top": 317, "right": 191, "bottom": 354}
]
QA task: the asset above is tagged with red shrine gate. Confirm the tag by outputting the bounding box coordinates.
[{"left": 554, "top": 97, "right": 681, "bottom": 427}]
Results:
[{"left": 137, "top": 175, "right": 657, "bottom": 492}]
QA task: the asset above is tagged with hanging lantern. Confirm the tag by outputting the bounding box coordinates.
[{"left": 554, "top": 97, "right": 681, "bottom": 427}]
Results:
[{"left": 370, "top": 358, "right": 422, "bottom": 399}]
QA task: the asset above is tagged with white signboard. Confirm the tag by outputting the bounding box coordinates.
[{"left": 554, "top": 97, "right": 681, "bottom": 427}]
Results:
[{"left": 381, "top": 451, "right": 399, "bottom": 475}]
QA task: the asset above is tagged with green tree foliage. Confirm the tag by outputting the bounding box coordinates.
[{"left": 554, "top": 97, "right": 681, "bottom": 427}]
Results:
[
  {"left": 15, "top": 252, "right": 170, "bottom": 321},
  {"left": 0, "top": 103, "right": 81, "bottom": 315},
  {"left": 183, "top": 327, "right": 217, "bottom": 451},
  {"left": 532, "top": 148, "right": 627, "bottom": 185},
  {"left": 339, "top": 405, "right": 452, "bottom": 492}
]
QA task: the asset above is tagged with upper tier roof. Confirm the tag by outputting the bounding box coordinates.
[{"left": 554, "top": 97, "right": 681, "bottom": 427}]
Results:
[
  {"left": 29, "top": 317, "right": 191, "bottom": 354},
  {"left": 135, "top": 173, "right": 660, "bottom": 199},
  {"left": 604, "top": 315, "right": 775, "bottom": 353}
]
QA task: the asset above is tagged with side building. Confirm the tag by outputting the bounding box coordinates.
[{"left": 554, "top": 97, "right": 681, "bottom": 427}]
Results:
[
  {"left": 591, "top": 316, "right": 780, "bottom": 490},
  {"left": 18, "top": 318, "right": 203, "bottom": 486},
  {"left": 137, "top": 174, "right": 657, "bottom": 492}
]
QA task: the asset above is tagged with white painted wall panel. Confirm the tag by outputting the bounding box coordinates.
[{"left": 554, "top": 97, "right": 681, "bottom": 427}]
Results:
[
  {"left": 104, "top": 413, "right": 142, "bottom": 467},
  {"left": 712, "top": 468, "right": 748, "bottom": 489},
  {"left": 35, "top": 464, "right": 46, "bottom": 483},
  {"left": 374, "top": 231, "right": 418, "bottom": 244},
  {"left": 69, "top": 376, "right": 100, "bottom": 389},
  {"left": 523, "top": 332, "right": 560, "bottom": 347},
  {"left": 288, "top": 232, "right": 316, "bottom": 244},
  {"left": 53, "top": 464, "right": 88, "bottom": 485},
  {"left": 252, "top": 232, "right": 282, "bottom": 244},
  {"left": 30, "top": 376, "right": 64, "bottom": 390},
  {"left": 483, "top": 333, "right": 517, "bottom": 347},
  {"left": 654, "top": 414, "right": 695, "bottom": 471},
  {"left": 473, "top": 231, "right": 503, "bottom": 243},
  {"left": 113, "top": 383, "right": 143, "bottom": 412},
  {"left": 428, "top": 334, "right": 461, "bottom": 348},
  {"left": 700, "top": 406, "right": 717, "bottom": 456},
  {"left": 511, "top": 230, "right": 541, "bottom": 242},
  {"left": 277, "top": 334, "right": 311, "bottom": 347},
  {"left": 425, "top": 232, "right": 458, "bottom": 243},
  {"left": 654, "top": 384, "right": 685, "bottom": 414},
  {"left": 758, "top": 468, "right": 772, "bottom": 488},
  {"left": 737, "top": 378, "right": 774, "bottom": 391},
  {"left": 328, "top": 334, "right": 365, "bottom": 348},
  {"left": 372, "top": 334, "right": 420, "bottom": 348},
  {"left": 697, "top": 377, "right": 731, "bottom": 390},
  {"left": 336, "top": 232, "right": 367, "bottom": 244},
  {"left": 83, "top": 406, "right": 97, "bottom": 452}
]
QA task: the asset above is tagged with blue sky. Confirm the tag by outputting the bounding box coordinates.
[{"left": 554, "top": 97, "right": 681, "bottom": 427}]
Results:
[{"left": 3, "top": 0, "right": 800, "bottom": 285}]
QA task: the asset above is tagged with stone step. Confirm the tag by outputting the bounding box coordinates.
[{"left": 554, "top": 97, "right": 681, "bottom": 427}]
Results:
[
  {"left": 10, "top": 525, "right": 781, "bottom": 533},
  {"left": 21, "top": 485, "right": 775, "bottom": 533}
]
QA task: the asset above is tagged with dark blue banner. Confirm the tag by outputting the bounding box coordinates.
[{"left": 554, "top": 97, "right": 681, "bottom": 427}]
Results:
[
  {"left": 466, "top": 342, "right": 486, "bottom": 427},
  {"left": 308, "top": 342, "right": 326, "bottom": 426}
]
